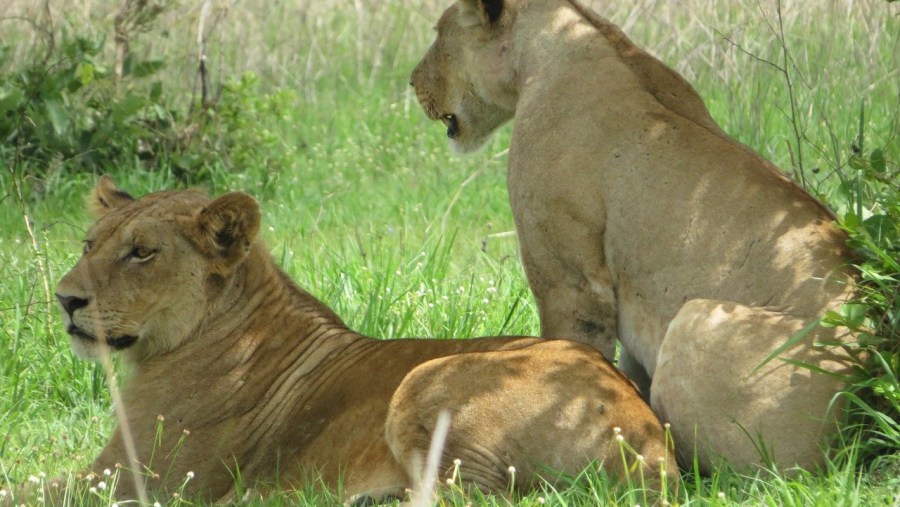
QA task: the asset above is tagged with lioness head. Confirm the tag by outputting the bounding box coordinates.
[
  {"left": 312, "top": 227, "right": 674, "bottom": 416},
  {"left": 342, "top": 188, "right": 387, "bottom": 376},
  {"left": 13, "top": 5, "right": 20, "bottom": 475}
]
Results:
[
  {"left": 410, "top": 0, "right": 517, "bottom": 152},
  {"left": 56, "top": 177, "right": 260, "bottom": 361}
]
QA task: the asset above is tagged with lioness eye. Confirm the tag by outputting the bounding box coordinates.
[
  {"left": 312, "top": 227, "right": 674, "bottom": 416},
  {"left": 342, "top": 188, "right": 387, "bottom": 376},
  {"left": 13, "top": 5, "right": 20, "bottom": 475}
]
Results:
[
  {"left": 128, "top": 246, "right": 156, "bottom": 263},
  {"left": 82, "top": 241, "right": 93, "bottom": 255}
]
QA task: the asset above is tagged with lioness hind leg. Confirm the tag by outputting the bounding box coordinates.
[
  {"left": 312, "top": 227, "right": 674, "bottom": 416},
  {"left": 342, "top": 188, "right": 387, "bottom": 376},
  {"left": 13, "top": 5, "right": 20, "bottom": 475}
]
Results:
[
  {"left": 385, "top": 340, "right": 675, "bottom": 494},
  {"left": 649, "top": 299, "right": 853, "bottom": 473},
  {"left": 617, "top": 346, "right": 652, "bottom": 402},
  {"left": 530, "top": 277, "right": 619, "bottom": 361}
]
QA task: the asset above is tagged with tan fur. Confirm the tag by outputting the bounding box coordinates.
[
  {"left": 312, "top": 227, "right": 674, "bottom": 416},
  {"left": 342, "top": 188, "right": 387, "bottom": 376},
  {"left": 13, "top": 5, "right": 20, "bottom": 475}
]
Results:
[
  {"left": 46, "top": 178, "right": 675, "bottom": 503},
  {"left": 410, "top": 0, "right": 857, "bottom": 473}
]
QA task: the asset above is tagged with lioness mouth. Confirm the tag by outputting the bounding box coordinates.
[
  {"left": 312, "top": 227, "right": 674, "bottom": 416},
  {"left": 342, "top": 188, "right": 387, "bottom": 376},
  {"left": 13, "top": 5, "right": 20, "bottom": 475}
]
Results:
[
  {"left": 67, "top": 325, "right": 138, "bottom": 350},
  {"left": 441, "top": 114, "right": 459, "bottom": 139}
]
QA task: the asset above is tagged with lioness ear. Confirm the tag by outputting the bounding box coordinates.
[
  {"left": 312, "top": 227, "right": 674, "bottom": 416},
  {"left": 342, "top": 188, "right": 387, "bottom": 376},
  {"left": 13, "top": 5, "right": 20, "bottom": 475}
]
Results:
[
  {"left": 460, "top": 0, "right": 504, "bottom": 26},
  {"left": 89, "top": 175, "right": 135, "bottom": 217},
  {"left": 195, "top": 192, "right": 261, "bottom": 275}
]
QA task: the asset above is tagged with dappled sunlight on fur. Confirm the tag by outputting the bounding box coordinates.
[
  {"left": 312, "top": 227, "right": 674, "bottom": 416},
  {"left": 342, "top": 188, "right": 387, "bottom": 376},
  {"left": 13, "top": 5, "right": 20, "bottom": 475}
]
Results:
[{"left": 410, "top": 0, "right": 858, "bottom": 474}]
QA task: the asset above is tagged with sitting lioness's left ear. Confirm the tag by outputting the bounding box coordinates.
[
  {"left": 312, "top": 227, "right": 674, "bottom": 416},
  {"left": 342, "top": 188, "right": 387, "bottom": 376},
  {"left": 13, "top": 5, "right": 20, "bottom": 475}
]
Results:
[{"left": 195, "top": 192, "right": 261, "bottom": 275}]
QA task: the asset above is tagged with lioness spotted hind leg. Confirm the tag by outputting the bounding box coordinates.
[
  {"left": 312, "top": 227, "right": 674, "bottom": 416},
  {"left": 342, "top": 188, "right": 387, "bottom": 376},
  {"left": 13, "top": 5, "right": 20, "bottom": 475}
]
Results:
[
  {"left": 649, "top": 299, "right": 853, "bottom": 473},
  {"left": 385, "top": 341, "right": 675, "bottom": 494}
]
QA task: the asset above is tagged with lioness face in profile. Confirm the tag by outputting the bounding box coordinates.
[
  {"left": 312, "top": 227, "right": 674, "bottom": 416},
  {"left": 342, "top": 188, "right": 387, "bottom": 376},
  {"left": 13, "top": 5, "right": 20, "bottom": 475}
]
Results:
[
  {"left": 56, "top": 178, "right": 233, "bottom": 361},
  {"left": 411, "top": 2, "right": 516, "bottom": 152}
]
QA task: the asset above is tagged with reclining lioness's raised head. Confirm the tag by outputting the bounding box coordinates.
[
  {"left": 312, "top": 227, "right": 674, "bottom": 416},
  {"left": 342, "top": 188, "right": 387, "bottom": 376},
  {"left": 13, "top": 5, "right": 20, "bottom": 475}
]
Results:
[
  {"left": 411, "top": 0, "right": 858, "bottom": 473},
  {"left": 39, "top": 177, "right": 676, "bottom": 504},
  {"left": 59, "top": 177, "right": 260, "bottom": 362}
]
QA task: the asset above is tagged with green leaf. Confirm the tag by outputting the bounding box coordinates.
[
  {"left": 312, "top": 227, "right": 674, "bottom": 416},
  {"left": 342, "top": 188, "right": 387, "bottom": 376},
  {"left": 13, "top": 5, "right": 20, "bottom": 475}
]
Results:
[
  {"left": 869, "top": 148, "right": 886, "bottom": 173},
  {"left": 75, "top": 62, "right": 95, "bottom": 86},
  {"left": 112, "top": 94, "right": 146, "bottom": 122},
  {"left": 840, "top": 303, "right": 868, "bottom": 329},
  {"left": 842, "top": 211, "right": 859, "bottom": 230},
  {"left": 152, "top": 104, "right": 167, "bottom": 121},
  {"left": 44, "top": 99, "right": 70, "bottom": 137},
  {"left": 129, "top": 59, "right": 165, "bottom": 78},
  {"left": 863, "top": 214, "right": 898, "bottom": 247},
  {"left": 0, "top": 86, "right": 25, "bottom": 116},
  {"left": 149, "top": 80, "right": 163, "bottom": 102},
  {"left": 820, "top": 310, "right": 843, "bottom": 328}
]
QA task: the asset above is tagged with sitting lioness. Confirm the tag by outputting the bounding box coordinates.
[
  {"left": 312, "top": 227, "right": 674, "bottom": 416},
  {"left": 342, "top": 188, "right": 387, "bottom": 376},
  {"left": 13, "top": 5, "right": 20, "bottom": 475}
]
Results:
[
  {"left": 410, "top": 0, "right": 857, "bottom": 473},
  {"left": 44, "top": 176, "right": 674, "bottom": 503}
]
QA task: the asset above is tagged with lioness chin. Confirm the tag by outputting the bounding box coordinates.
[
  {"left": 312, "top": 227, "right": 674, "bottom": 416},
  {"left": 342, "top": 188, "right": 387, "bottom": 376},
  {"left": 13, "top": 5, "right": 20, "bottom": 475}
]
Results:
[
  {"left": 410, "top": 0, "right": 858, "bottom": 473},
  {"left": 23, "top": 177, "right": 674, "bottom": 504}
]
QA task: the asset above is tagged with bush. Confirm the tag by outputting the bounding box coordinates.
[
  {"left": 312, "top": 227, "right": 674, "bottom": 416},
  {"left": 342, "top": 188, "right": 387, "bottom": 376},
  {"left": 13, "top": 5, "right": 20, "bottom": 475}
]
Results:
[
  {"left": 172, "top": 72, "right": 301, "bottom": 185},
  {"left": 0, "top": 32, "right": 176, "bottom": 175},
  {"left": 828, "top": 110, "right": 900, "bottom": 464}
]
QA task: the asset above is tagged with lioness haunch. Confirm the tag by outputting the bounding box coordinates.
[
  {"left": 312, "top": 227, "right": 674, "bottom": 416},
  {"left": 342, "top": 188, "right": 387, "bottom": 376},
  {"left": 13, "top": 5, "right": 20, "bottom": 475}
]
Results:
[
  {"left": 410, "top": 0, "right": 857, "bottom": 473},
  {"left": 45, "top": 177, "right": 674, "bottom": 503}
]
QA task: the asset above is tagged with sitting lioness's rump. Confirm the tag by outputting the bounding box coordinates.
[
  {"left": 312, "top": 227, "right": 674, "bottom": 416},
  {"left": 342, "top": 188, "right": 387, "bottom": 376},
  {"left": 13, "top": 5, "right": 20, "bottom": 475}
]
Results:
[
  {"left": 410, "top": 0, "right": 857, "bottom": 473},
  {"left": 34, "top": 177, "right": 674, "bottom": 503}
]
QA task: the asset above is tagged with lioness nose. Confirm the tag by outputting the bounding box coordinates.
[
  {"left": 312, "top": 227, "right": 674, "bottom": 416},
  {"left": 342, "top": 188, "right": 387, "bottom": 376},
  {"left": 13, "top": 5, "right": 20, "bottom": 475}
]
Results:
[{"left": 57, "top": 294, "right": 88, "bottom": 316}]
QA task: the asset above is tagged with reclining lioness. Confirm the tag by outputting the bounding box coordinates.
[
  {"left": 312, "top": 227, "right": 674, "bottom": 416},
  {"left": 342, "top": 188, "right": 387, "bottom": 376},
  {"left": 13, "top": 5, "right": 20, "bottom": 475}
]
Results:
[
  {"left": 41, "top": 176, "right": 673, "bottom": 503},
  {"left": 410, "top": 0, "right": 857, "bottom": 473}
]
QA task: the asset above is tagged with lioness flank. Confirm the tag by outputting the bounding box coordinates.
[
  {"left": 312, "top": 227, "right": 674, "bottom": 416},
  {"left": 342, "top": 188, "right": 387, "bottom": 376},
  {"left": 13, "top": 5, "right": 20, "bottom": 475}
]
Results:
[
  {"left": 44, "top": 176, "right": 674, "bottom": 503},
  {"left": 410, "top": 0, "right": 857, "bottom": 473}
]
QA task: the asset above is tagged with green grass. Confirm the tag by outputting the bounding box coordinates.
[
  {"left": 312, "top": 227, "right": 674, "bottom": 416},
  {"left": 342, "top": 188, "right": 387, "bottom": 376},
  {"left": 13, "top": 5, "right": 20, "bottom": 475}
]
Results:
[{"left": 1, "top": 0, "right": 898, "bottom": 505}]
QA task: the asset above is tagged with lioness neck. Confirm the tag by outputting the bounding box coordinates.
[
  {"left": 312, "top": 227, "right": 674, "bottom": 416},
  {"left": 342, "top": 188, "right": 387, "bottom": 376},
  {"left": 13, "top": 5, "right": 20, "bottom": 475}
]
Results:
[
  {"left": 134, "top": 244, "right": 356, "bottom": 370},
  {"left": 211, "top": 243, "right": 353, "bottom": 344}
]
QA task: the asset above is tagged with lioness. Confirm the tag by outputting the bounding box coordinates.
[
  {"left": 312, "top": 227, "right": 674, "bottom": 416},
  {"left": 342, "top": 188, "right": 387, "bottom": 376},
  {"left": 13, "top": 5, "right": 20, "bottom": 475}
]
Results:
[
  {"left": 410, "top": 0, "right": 857, "bottom": 473},
  {"left": 40, "top": 176, "right": 673, "bottom": 503}
]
